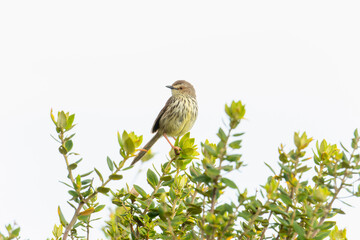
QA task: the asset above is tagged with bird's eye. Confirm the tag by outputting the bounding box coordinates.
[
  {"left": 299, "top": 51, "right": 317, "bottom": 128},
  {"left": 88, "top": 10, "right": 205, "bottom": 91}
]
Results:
[{"left": 179, "top": 87, "right": 183, "bottom": 90}]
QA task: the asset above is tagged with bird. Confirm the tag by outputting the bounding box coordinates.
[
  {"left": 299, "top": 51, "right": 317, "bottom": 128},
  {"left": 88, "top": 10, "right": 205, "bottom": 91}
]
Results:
[{"left": 130, "top": 80, "right": 198, "bottom": 166}]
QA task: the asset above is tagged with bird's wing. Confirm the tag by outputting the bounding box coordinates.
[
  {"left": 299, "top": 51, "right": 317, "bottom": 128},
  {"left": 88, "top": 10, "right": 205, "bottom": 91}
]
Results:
[{"left": 151, "top": 97, "right": 173, "bottom": 133}]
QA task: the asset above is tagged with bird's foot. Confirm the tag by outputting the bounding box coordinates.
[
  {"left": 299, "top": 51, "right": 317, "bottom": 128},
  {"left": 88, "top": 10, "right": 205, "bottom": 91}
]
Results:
[{"left": 173, "top": 146, "right": 181, "bottom": 155}]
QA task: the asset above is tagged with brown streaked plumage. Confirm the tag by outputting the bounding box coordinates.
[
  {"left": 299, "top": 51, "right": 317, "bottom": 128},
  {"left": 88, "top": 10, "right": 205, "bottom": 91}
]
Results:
[{"left": 131, "top": 80, "right": 198, "bottom": 165}]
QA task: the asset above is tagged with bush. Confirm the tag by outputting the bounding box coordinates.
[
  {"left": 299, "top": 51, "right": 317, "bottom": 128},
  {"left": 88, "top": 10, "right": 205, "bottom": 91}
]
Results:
[{"left": 2, "top": 100, "right": 356, "bottom": 240}]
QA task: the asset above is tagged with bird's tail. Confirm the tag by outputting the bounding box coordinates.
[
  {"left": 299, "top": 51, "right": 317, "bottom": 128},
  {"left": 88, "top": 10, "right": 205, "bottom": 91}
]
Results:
[{"left": 130, "top": 132, "right": 162, "bottom": 166}]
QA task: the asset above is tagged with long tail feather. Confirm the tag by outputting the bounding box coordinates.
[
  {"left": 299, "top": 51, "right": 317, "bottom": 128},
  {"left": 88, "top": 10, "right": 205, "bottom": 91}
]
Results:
[{"left": 130, "top": 132, "right": 162, "bottom": 165}]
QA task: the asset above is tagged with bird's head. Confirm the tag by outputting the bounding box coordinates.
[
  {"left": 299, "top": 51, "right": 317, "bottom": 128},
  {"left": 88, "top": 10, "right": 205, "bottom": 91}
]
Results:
[{"left": 166, "top": 80, "right": 196, "bottom": 98}]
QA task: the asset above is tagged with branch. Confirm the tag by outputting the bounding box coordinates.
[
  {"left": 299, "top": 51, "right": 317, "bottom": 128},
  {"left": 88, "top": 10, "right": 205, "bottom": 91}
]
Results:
[
  {"left": 62, "top": 151, "right": 129, "bottom": 239},
  {"left": 142, "top": 155, "right": 178, "bottom": 215},
  {"left": 210, "top": 128, "right": 232, "bottom": 215},
  {"left": 259, "top": 211, "right": 273, "bottom": 240},
  {"left": 63, "top": 202, "right": 85, "bottom": 240},
  {"left": 309, "top": 145, "right": 358, "bottom": 238}
]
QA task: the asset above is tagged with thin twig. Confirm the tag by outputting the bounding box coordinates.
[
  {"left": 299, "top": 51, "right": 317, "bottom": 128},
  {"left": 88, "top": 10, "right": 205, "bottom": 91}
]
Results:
[
  {"left": 62, "top": 150, "right": 129, "bottom": 239},
  {"left": 309, "top": 146, "right": 358, "bottom": 238},
  {"left": 63, "top": 202, "right": 85, "bottom": 239},
  {"left": 259, "top": 211, "right": 273, "bottom": 240},
  {"left": 210, "top": 128, "right": 232, "bottom": 215},
  {"left": 142, "top": 156, "right": 178, "bottom": 215}
]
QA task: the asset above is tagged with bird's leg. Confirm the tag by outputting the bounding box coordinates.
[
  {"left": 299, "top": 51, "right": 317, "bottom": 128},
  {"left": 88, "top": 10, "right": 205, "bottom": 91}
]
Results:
[
  {"left": 163, "top": 133, "right": 181, "bottom": 155},
  {"left": 137, "top": 148, "right": 148, "bottom": 152},
  {"left": 173, "top": 137, "right": 177, "bottom": 141}
]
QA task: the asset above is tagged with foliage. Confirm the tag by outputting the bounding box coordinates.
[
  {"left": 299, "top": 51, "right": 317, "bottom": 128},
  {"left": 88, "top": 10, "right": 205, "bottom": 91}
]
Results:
[
  {"left": 50, "top": 101, "right": 358, "bottom": 239},
  {"left": 0, "top": 223, "right": 20, "bottom": 240},
  {"left": 2, "top": 100, "right": 357, "bottom": 240},
  {"left": 48, "top": 110, "right": 145, "bottom": 240},
  {"left": 100, "top": 101, "right": 356, "bottom": 240}
]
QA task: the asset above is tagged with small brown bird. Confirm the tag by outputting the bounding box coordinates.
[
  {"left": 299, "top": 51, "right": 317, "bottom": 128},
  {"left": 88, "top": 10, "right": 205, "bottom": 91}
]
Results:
[{"left": 130, "top": 80, "right": 198, "bottom": 165}]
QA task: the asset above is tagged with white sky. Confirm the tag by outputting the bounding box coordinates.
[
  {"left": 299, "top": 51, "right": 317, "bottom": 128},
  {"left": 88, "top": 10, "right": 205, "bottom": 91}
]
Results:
[{"left": 1, "top": 1, "right": 360, "bottom": 239}]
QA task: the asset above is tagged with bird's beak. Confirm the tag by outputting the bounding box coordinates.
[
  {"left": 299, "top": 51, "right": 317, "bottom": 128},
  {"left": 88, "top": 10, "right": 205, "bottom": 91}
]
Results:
[{"left": 166, "top": 85, "right": 175, "bottom": 89}]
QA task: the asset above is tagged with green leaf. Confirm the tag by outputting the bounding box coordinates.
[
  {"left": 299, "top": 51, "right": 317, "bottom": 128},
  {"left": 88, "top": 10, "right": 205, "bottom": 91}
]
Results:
[
  {"left": 147, "top": 210, "right": 159, "bottom": 218},
  {"left": 122, "top": 131, "right": 135, "bottom": 154},
  {"left": 313, "top": 186, "right": 330, "bottom": 202},
  {"left": 64, "top": 133, "right": 76, "bottom": 141},
  {"left": 216, "top": 203, "right": 233, "bottom": 214},
  {"left": 319, "top": 221, "right": 336, "bottom": 230},
  {"left": 179, "top": 132, "right": 190, "bottom": 146},
  {"left": 80, "top": 170, "right": 93, "bottom": 178},
  {"left": 216, "top": 141, "right": 225, "bottom": 155},
  {"left": 94, "top": 204, "right": 106, "bottom": 212},
  {"left": 279, "top": 163, "right": 291, "bottom": 173},
  {"left": 171, "top": 215, "right": 187, "bottom": 227},
  {"left": 293, "top": 222, "right": 305, "bottom": 238},
  {"left": 68, "top": 163, "right": 77, "bottom": 170},
  {"left": 222, "top": 165, "right": 233, "bottom": 171},
  {"left": 59, "top": 181, "right": 72, "bottom": 188},
  {"left": 109, "top": 174, "right": 123, "bottom": 180},
  {"left": 264, "top": 162, "right": 276, "bottom": 175},
  {"left": 65, "top": 114, "right": 75, "bottom": 130},
  {"left": 94, "top": 168, "right": 104, "bottom": 183},
  {"left": 193, "top": 174, "right": 211, "bottom": 184},
  {"left": 65, "top": 140, "right": 73, "bottom": 152},
  {"left": 58, "top": 111, "right": 67, "bottom": 129},
  {"left": 229, "top": 140, "right": 242, "bottom": 149},
  {"left": 160, "top": 175, "right": 172, "bottom": 181},
  {"left": 162, "top": 179, "right": 174, "bottom": 186},
  {"left": 97, "top": 187, "right": 110, "bottom": 194},
  {"left": 190, "top": 166, "right": 201, "bottom": 177},
  {"left": 267, "top": 203, "right": 288, "bottom": 216},
  {"left": 153, "top": 188, "right": 166, "bottom": 197},
  {"left": 187, "top": 206, "right": 202, "bottom": 215},
  {"left": 107, "top": 156, "right": 114, "bottom": 172},
  {"left": 225, "top": 103, "right": 231, "bottom": 117},
  {"left": 314, "top": 230, "right": 331, "bottom": 240},
  {"left": 124, "top": 138, "right": 135, "bottom": 154},
  {"left": 182, "top": 148, "right": 194, "bottom": 156},
  {"left": 52, "top": 224, "right": 63, "bottom": 238},
  {"left": 12, "top": 227, "right": 20, "bottom": 236},
  {"left": 352, "top": 138, "right": 358, "bottom": 149},
  {"left": 122, "top": 165, "right": 134, "bottom": 171},
  {"left": 58, "top": 206, "right": 68, "bottom": 227},
  {"left": 74, "top": 158, "right": 83, "bottom": 164},
  {"left": 205, "top": 166, "right": 220, "bottom": 178},
  {"left": 340, "top": 142, "right": 349, "bottom": 153},
  {"left": 169, "top": 188, "right": 176, "bottom": 201},
  {"left": 81, "top": 179, "right": 92, "bottom": 185},
  {"left": 332, "top": 208, "right": 345, "bottom": 214},
  {"left": 117, "top": 131, "right": 123, "bottom": 148},
  {"left": 75, "top": 175, "right": 81, "bottom": 190},
  {"left": 68, "top": 190, "right": 79, "bottom": 198},
  {"left": 329, "top": 226, "right": 346, "bottom": 240},
  {"left": 233, "top": 132, "right": 245, "bottom": 137},
  {"left": 279, "top": 153, "right": 288, "bottom": 163},
  {"left": 217, "top": 128, "right": 227, "bottom": 142},
  {"left": 221, "top": 177, "right": 237, "bottom": 189},
  {"left": 58, "top": 146, "right": 67, "bottom": 155},
  {"left": 203, "top": 143, "right": 217, "bottom": 157},
  {"left": 147, "top": 169, "right": 159, "bottom": 188},
  {"left": 294, "top": 132, "right": 301, "bottom": 149},
  {"left": 226, "top": 154, "right": 241, "bottom": 162},
  {"left": 133, "top": 184, "right": 147, "bottom": 198},
  {"left": 297, "top": 166, "right": 311, "bottom": 173},
  {"left": 279, "top": 192, "right": 292, "bottom": 206}
]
